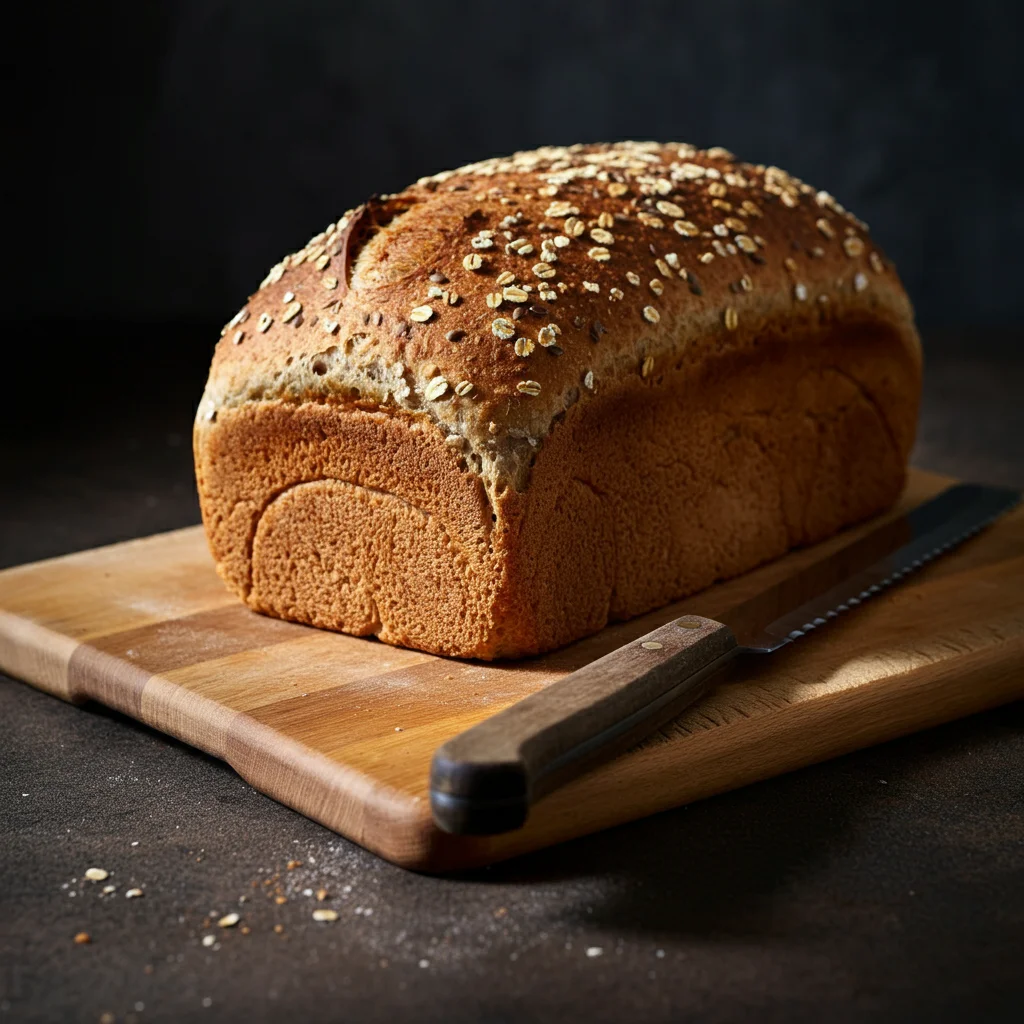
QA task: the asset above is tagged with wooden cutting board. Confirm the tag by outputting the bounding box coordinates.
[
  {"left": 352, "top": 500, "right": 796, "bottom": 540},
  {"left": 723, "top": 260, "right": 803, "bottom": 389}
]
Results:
[{"left": 1, "top": 469, "right": 1021, "bottom": 871}]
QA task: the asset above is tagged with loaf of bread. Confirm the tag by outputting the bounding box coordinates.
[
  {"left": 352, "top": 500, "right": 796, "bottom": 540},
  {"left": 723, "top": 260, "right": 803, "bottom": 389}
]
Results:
[{"left": 194, "top": 141, "right": 921, "bottom": 659}]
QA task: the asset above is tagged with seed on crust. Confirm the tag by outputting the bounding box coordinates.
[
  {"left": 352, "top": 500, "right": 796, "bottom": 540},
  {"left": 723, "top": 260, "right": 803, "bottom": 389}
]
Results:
[
  {"left": 503, "top": 286, "right": 529, "bottom": 303},
  {"left": 734, "top": 234, "right": 757, "bottom": 253},
  {"left": 282, "top": 301, "right": 303, "bottom": 323},
  {"left": 641, "top": 355, "right": 655, "bottom": 378},
  {"left": 455, "top": 380, "right": 474, "bottom": 396},
  {"left": 673, "top": 220, "right": 699, "bottom": 237},
  {"left": 409, "top": 305, "right": 433, "bottom": 322},
  {"left": 656, "top": 199, "right": 684, "bottom": 218},
  {"left": 589, "top": 228, "right": 615, "bottom": 245},
  {"left": 257, "top": 313, "right": 273, "bottom": 333},
  {"left": 642, "top": 305, "right": 660, "bottom": 324},
  {"left": 794, "top": 282, "right": 808, "bottom": 301},
  {"left": 516, "top": 380, "right": 542, "bottom": 396},
  {"left": 495, "top": 270, "right": 516, "bottom": 286},
  {"left": 564, "top": 216, "right": 586, "bottom": 237},
  {"left": 626, "top": 271, "right": 641, "bottom": 286},
  {"left": 587, "top": 246, "right": 611, "bottom": 262},
  {"left": 463, "top": 253, "right": 484, "bottom": 271},
  {"left": 816, "top": 217, "right": 835, "bottom": 239},
  {"left": 723, "top": 307, "right": 739, "bottom": 330},
  {"left": 854, "top": 272, "right": 869, "bottom": 292},
  {"left": 424, "top": 376, "right": 449, "bottom": 401},
  {"left": 583, "top": 369, "right": 595, "bottom": 389},
  {"left": 869, "top": 251, "right": 885, "bottom": 273},
  {"left": 649, "top": 279, "right": 664, "bottom": 296},
  {"left": 514, "top": 337, "right": 535, "bottom": 357},
  {"left": 537, "top": 324, "right": 561, "bottom": 347},
  {"left": 532, "top": 262, "right": 557, "bottom": 279},
  {"left": 491, "top": 317, "right": 516, "bottom": 340},
  {"left": 843, "top": 236, "right": 865, "bottom": 258},
  {"left": 607, "top": 182, "right": 629, "bottom": 197},
  {"left": 546, "top": 201, "right": 579, "bottom": 218}
]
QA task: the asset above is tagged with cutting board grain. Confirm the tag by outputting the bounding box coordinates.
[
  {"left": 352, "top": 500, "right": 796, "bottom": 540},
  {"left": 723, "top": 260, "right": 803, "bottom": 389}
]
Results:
[{"left": 1, "top": 470, "right": 1021, "bottom": 871}]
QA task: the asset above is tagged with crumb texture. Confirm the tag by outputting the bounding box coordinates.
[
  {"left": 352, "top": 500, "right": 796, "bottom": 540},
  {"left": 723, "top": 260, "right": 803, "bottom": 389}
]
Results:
[{"left": 195, "top": 141, "right": 922, "bottom": 658}]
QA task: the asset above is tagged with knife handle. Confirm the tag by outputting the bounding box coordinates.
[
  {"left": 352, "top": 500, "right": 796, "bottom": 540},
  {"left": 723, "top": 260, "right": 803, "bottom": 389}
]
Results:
[{"left": 429, "top": 615, "right": 739, "bottom": 835}]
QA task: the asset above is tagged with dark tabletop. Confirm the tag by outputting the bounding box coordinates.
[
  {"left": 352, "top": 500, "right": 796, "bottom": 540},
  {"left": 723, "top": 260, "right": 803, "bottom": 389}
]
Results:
[{"left": 1, "top": 329, "right": 1022, "bottom": 1024}]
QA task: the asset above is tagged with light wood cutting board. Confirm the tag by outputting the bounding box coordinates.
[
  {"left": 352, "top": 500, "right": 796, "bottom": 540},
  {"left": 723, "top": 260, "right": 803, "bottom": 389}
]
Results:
[{"left": 1, "top": 469, "right": 1021, "bottom": 871}]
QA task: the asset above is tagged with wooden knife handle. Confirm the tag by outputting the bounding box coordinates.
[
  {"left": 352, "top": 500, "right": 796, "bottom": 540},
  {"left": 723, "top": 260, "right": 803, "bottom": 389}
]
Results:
[{"left": 429, "top": 615, "right": 739, "bottom": 835}]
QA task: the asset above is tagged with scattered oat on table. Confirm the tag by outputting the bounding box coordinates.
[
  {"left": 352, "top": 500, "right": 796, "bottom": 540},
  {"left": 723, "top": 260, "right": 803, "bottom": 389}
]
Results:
[
  {"left": 312, "top": 909, "right": 339, "bottom": 923},
  {"left": 218, "top": 913, "right": 240, "bottom": 928},
  {"left": 84, "top": 868, "right": 109, "bottom": 882}
]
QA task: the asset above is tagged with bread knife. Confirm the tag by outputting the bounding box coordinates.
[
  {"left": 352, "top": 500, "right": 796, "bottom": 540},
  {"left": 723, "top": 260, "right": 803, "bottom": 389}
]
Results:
[{"left": 429, "top": 483, "right": 1020, "bottom": 835}]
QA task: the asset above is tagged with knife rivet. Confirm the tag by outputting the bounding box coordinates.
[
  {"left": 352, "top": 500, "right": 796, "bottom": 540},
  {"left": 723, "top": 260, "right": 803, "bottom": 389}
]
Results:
[
  {"left": 641, "top": 641, "right": 664, "bottom": 650},
  {"left": 677, "top": 617, "right": 702, "bottom": 630}
]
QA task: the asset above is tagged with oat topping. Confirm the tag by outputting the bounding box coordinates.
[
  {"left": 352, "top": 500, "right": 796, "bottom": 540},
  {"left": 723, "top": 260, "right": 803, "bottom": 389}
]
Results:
[
  {"left": 843, "top": 236, "right": 865, "bottom": 258},
  {"left": 221, "top": 141, "right": 896, "bottom": 467},
  {"left": 537, "top": 324, "right": 561, "bottom": 347},
  {"left": 424, "top": 376, "right": 449, "bottom": 401},
  {"left": 491, "top": 317, "right": 516, "bottom": 340}
]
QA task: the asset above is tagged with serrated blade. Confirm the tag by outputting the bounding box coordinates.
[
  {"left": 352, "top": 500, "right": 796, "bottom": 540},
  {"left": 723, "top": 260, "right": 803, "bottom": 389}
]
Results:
[{"left": 723, "top": 484, "right": 1020, "bottom": 654}]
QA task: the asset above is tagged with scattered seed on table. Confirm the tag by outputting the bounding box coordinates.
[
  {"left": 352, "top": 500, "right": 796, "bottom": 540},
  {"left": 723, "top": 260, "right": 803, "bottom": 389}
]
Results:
[
  {"left": 218, "top": 913, "right": 240, "bottom": 928},
  {"left": 312, "top": 909, "right": 339, "bottom": 923},
  {"left": 84, "top": 868, "right": 109, "bottom": 882},
  {"left": 74, "top": 932, "right": 91, "bottom": 945}
]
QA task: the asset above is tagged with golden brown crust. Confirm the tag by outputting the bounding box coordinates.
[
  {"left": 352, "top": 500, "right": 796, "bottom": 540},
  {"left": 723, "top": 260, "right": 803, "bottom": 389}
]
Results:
[{"left": 195, "top": 141, "right": 922, "bottom": 659}]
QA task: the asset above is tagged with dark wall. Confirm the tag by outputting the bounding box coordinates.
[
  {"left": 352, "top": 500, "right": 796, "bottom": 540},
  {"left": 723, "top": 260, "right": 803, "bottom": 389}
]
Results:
[{"left": 19, "top": 0, "right": 1024, "bottom": 331}]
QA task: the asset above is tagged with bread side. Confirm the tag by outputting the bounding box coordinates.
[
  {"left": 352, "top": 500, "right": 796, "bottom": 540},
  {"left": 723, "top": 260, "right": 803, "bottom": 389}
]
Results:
[{"left": 195, "top": 141, "right": 922, "bottom": 658}]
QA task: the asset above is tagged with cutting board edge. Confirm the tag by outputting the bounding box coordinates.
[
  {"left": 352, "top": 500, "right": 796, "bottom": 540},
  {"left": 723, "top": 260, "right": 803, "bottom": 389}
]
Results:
[{"left": 408, "top": 636, "right": 1024, "bottom": 871}]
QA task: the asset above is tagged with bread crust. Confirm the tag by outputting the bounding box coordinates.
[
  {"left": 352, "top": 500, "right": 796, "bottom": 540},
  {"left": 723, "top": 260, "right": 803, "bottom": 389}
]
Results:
[{"left": 194, "top": 141, "right": 922, "bottom": 658}]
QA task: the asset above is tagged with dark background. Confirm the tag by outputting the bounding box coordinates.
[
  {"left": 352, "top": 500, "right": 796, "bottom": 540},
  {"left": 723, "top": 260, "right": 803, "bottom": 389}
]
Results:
[{"left": 17, "top": 0, "right": 1024, "bottom": 329}]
